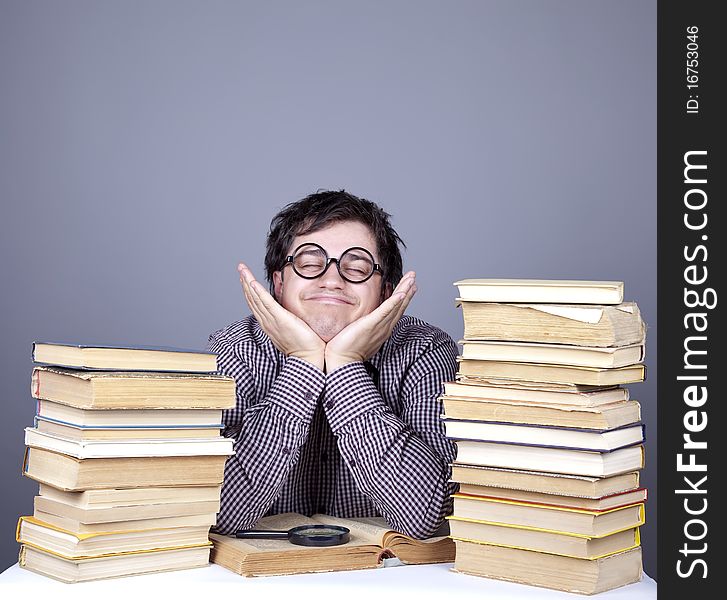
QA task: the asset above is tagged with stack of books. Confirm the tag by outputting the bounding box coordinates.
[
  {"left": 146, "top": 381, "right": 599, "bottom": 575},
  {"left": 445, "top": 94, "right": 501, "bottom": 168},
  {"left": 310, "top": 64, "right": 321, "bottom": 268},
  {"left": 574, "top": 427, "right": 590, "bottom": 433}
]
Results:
[
  {"left": 17, "top": 343, "right": 236, "bottom": 583},
  {"left": 445, "top": 279, "right": 647, "bottom": 595}
]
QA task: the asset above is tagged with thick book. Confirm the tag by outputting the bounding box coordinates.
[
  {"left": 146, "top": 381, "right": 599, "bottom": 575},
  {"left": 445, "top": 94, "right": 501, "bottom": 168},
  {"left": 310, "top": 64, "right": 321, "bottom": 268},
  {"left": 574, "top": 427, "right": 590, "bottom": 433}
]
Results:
[
  {"left": 457, "top": 359, "right": 646, "bottom": 386},
  {"left": 32, "top": 342, "right": 218, "bottom": 372},
  {"left": 443, "top": 419, "right": 644, "bottom": 452},
  {"left": 451, "top": 494, "right": 645, "bottom": 538},
  {"left": 452, "top": 541, "right": 642, "bottom": 595},
  {"left": 444, "top": 380, "right": 630, "bottom": 407},
  {"left": 17, "top": 516, "right": 211, "bottom": 559},
  {"left": 37, "top": 484, "right": 222, "bottom": 509},
  {"left": 458, "top": 302, "right": 645, "bottom": 347},
  {"left": 32, "top": 367, "right": 236, "bottom": 410},
  {"left": 36, "top": 400, "right": 224, "bottom": 427},
  {"left": 453, "top": 279, "right": 624, "bottom": 304},
  {"left": 455, "top": 483, "right": 648, "bottom": 511},
  {"left": 448, "top": 518, "right": 640, "bottom": 559},
  {"left": 441, "top": 397, "right": 641, "bottom": 430},
  {"left": 23, "top": 447, "right": 228, "bottom": 491},
  {"left": 33, "top": 495, "right": 220, "bottom": 524},
  {"left": 454, "top": 441, "right": 645, "bottom": 477},
  {"left": 33, "top": 508, "right": 217, "bottom": 535},
  {"left": 210, "top": 512, "right": 454, "bottom": 577},
  {"left": 450, "top": 464, "right": 640, "bottom": 498},
  {"left": 18, "top": 544, "right": 211, "bottom": 583},
  {"left": 459, "top": 340, "right": 645, "bottom": 368}
]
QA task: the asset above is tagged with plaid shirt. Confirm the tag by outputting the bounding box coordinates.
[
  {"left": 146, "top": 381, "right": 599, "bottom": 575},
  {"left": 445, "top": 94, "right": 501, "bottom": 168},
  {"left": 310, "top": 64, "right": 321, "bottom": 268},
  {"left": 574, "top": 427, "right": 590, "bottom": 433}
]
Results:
[{"left": 207, "top": 314, "right": 458, "bottom": 539}]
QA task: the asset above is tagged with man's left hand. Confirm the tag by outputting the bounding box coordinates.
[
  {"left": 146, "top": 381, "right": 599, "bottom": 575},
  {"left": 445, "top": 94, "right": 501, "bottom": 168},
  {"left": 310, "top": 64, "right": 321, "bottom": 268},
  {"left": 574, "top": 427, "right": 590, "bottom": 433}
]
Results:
[{"left": 324, "top": 272, "right": 417, "bottom": 373}]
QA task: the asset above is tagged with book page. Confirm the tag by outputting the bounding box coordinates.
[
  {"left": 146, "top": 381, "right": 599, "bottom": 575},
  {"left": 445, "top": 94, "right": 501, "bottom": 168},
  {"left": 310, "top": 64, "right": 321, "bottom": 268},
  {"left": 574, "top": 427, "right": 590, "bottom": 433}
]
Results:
[{"left": 312, "top": 513, "right": 388, "bottom": 545}]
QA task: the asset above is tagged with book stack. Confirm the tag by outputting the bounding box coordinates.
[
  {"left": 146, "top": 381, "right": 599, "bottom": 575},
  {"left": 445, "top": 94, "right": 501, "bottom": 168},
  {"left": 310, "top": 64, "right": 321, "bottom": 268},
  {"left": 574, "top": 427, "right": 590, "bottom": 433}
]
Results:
[
  {"left": 17, "top": 343, "right": 236, "bottom": 583},
  {"left": 445, "top": 279, "right": 647, "bottom": 595}
]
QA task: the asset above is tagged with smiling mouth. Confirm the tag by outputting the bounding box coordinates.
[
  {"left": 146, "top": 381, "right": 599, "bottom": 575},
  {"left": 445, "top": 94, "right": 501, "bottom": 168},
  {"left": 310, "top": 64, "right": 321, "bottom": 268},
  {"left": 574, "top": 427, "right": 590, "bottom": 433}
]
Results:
[{"left": 306, "top": 295, "right": 354, "bottom": 305}]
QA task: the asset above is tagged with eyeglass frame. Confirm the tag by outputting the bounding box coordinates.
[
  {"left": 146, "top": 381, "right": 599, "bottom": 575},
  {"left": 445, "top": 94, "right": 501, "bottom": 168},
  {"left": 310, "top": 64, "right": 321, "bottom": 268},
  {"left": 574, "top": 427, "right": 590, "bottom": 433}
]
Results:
[{"left": 283, "top": 242, "right": 383, "bottom": 284}]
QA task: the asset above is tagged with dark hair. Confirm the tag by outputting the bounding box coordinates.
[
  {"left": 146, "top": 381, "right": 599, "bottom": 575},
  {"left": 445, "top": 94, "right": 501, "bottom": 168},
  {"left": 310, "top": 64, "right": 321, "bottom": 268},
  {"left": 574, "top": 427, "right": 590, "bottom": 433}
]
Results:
[{"left": 265, "top": 190, "right": 405, "bottom": 298}]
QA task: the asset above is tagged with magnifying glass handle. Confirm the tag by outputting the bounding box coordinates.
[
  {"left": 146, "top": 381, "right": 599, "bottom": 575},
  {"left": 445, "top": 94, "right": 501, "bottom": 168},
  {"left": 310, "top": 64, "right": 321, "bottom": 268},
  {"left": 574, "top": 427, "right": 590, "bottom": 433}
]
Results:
[{"left": 235, "top": 529, "right": 290, "bottom": 539}]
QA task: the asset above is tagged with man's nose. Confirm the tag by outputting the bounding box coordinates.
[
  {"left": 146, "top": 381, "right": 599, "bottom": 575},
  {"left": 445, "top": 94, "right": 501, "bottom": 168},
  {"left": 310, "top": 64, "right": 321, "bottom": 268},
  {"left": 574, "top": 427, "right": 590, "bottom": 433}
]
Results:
[{"left": 318, "top": 261, "right": 346, "bottom": 288}]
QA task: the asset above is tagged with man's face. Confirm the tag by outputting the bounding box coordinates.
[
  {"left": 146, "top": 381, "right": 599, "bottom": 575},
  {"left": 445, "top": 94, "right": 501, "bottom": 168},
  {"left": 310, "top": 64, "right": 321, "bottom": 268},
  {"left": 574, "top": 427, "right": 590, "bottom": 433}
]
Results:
[{"left": 273, "top": 220, "right": 388, "bottom": 342}]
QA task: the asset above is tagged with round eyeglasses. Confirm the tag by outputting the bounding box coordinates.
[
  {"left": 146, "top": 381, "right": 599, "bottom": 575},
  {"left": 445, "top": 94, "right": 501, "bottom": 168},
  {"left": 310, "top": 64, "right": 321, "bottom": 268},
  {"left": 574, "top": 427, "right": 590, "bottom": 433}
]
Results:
[{"left": 284, "top": 243, "right": 383, "bottom": 284}]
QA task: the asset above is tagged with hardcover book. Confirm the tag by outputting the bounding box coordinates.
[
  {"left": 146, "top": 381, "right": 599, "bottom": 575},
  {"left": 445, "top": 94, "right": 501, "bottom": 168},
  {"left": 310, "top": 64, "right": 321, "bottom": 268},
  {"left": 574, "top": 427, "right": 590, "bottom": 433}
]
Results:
[
  {"left": 449, "top": 464, "right": 641, "bottom": 498},
  {"left": 442, "top": 419, "right": 645, "bottom": 452},
  {"left": 18, "top": 544, "right": 211, "bottom": 583},
  {"left": 453, "top": 279, "right": 624, "bottom": 304},
  {"left": 454, "top": 441, "right": 645, "bottom": 478},
  {"left": 451, "top": 494, "right": 645, "bottom": 537},
  {"left": 457, "top": 359, "right": 646, "bottom": 386},
  {"left": 32, "top": 342, "right": 219, "bottom": 372},
  {"left": 458, "top": 302, "right": 644, "bottom": 347},
  {"left": 448, "top": 518, "right": 640, "bottom": 560},
  {"left": 23, "top": 447, "right": 228, "bottom": 491},
  {"left": 441, "top": 397, "right": 641, "bottom": 430},
  {"left": 452, "top": 541, "right": 642, "bottom": 594},
  {"left": 32, "top": 367, "right": 236, "bottom": 410}
]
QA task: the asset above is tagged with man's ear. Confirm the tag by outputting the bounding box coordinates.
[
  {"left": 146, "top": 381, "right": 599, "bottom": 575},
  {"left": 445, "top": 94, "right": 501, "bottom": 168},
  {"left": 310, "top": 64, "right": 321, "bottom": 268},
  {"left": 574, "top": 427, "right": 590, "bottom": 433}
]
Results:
[
  {"left": 273, "top": 271, "right": 284, "bottom": 301},
  {"left": 381, "top": 281, "right": 393, "bottom": 302}
]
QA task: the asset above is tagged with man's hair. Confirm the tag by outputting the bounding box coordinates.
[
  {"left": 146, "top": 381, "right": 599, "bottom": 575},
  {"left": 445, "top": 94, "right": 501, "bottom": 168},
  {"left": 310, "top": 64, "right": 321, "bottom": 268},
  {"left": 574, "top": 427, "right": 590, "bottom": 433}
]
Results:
[{"left": 265, "top": 190, "right": 405, "bottom": 298}]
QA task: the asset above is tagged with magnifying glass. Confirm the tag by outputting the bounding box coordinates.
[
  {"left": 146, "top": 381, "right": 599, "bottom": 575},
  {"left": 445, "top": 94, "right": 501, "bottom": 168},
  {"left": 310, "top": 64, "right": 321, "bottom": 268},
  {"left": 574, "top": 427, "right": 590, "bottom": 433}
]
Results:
[{"left": 235, "top": 524, "right": 351, "bottom": 547}]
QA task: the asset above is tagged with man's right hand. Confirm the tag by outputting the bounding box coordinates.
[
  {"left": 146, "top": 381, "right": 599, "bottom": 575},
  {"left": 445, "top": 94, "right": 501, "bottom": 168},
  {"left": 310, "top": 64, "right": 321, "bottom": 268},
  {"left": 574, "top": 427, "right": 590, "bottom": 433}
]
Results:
[{"left": 238, "top": 263, "right": 326, "bottom": 371}]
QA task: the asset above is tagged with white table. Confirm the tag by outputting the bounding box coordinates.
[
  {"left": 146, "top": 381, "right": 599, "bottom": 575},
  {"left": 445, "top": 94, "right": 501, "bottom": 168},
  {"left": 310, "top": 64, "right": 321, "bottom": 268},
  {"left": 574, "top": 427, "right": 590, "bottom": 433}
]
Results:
[{"left": 0, "top": 561, "right": 656, "bottom": 600}]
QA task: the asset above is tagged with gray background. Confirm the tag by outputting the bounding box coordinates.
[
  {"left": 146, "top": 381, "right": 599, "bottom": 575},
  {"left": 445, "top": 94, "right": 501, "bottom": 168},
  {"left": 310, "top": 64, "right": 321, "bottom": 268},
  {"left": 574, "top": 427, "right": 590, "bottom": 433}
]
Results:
[{"left": 0, "top": 0, "right": 657, "bottom": 578}]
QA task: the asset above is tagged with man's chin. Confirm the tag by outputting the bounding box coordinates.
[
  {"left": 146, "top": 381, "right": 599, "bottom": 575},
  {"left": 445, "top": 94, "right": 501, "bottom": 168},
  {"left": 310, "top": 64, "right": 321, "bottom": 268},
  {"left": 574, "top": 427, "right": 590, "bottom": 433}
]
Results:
[{"left": 306, "top": 316, "right": 348, "bottom": 342}]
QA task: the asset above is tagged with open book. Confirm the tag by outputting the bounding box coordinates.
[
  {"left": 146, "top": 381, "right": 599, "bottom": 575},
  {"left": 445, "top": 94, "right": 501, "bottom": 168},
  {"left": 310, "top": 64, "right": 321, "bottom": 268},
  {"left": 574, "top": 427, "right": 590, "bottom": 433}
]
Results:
[{"left": 209, "top": 512, "right": 454, "bottom": 577}]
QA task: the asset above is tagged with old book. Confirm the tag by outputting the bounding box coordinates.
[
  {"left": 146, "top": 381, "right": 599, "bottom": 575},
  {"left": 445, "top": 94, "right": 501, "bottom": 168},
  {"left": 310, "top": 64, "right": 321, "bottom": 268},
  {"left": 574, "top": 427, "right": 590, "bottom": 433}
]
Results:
[
  {"left": 451, "top": 495, "right": 645, "bottom": 537},
  {"left": 210, "top": 512, "right": 454, "bottom": 577},
  {"left": 448, "top": 518, "right": 640, "bottom": 559},
  {"left": 38, "top": 484, "right": 222, "bottom": 508},
  {"left": 18, "top": 544, "right": 211, "bottom": 583},
  {"left": 450, "top": 465, "right": 640, "bottom": 498},
  {"left": 17, "top": 516, "right": 211, "bottom": 558},
  {"left": 453, "top": 279, "right": 624, "bottom": 304},
  {"left": 444, "top": 380, "right": 629, "bottom": 406},
  {"left": 33, "top": 495, "right": 220, "bottom": 524},
  {"left": 443, "top": 419, "right": 644, "bottom": 451},
  {"left": 23, "top": 447, "right": 228, "bottom": 491},
  {"left": 441, "top": 397, "right": 641, "bottom": 429},
  {"left": 455, "top": 483, "right": 647, "bottom": 510},
  {"left": 454, "top": 441, "right": 644, "bottom": 477},
  {"left": 33, "top": 342, "right": 218, "bottom": 372},
  {"left": 459, "top": 302, "right": 645, "bottom": 347},
  {"left": 36, "top": 400, "right": 224, "bottom": 427},
  {"left": 459, "top": 340, "right": 644, "bottom": 368},
  {"left": 32, "top": 367, "right": 236, "bottom": 410},
  {"left": 451, "top": 464, "right": 640, "bottom": 497},
  {"left": 24, "top": 427, "right": 234, "bottom": 458},
  {"left": 35, "top": 418, "right": 222, "bottom": 441},
  {"left": 457, "top": 359, "right": 646, "bottom": 386},
  {"left": 452, "top": 541, "right": 642, "bottom": 594},
  {"left": 33, "top": 508, "right": 217, "bottom": 534}
]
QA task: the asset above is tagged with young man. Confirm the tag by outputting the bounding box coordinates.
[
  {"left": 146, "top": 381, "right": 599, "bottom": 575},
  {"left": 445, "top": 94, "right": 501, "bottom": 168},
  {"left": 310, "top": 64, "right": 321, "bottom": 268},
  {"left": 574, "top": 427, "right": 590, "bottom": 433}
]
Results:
[{"left": 208, "top": 190, "right": 457, "bottom": 539}]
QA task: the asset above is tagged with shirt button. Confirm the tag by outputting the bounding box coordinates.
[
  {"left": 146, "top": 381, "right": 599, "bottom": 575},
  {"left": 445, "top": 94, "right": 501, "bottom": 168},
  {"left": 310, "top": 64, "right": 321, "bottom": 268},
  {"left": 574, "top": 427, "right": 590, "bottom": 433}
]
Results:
[
  {"left": 348, "top": 460, "right": 356, "bottom": 468},
  {"left": 304, "top": 391, "right": 313, "bottom": 401},
  {"left": 281, "top": 447, "right": 291, "bottom": 455},
  {"left": 325, "top": 399, "right": 335, "bottom": 409}
]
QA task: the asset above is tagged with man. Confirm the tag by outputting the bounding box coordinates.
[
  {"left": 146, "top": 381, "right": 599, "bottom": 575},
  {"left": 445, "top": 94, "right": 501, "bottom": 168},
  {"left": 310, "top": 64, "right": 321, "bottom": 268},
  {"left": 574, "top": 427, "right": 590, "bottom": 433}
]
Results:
[{"left": 207, "top": 190, "right": 458, "bottom": 539}]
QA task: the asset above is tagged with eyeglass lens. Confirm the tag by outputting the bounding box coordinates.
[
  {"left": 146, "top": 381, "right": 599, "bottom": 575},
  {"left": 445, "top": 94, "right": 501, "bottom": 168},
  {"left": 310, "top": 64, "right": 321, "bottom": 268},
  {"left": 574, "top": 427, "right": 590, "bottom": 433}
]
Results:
[{"left": 292, "top": 244, "right": 375, "bottom": 282}]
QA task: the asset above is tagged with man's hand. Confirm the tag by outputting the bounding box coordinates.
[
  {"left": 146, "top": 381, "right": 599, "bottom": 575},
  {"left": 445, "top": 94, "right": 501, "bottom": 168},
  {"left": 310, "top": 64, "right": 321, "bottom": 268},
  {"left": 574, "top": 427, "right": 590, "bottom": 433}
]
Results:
[
  {"left": 324, "top": 272, "right": 417, "bottom": 373},
  {"left": 238, "top": 263, "right": 326, "bottom": 371}
]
